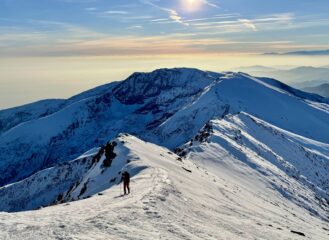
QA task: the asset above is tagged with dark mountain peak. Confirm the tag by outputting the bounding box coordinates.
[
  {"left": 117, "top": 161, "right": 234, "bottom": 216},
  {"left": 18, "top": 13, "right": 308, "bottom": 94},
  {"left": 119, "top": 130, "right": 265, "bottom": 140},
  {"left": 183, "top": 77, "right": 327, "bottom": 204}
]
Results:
[{"left": 113, "top": 68, "right": 220, "bottom": 104}]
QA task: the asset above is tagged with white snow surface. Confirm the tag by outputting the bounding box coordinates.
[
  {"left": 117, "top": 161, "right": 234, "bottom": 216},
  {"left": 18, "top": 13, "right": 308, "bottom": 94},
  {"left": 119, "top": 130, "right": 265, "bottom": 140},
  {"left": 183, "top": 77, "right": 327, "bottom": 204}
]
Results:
[
  {"left": 0, "top": 68, "right": 329, "bottom": 239},
  {"left": 0, "top": 150, "right": 96, "bottom": 212},
  {"left": 182, "top": 113, "right": 329, "bottom": 215},
  {"left": 0, "top": 134, "right": 328, "bottom": 239}
]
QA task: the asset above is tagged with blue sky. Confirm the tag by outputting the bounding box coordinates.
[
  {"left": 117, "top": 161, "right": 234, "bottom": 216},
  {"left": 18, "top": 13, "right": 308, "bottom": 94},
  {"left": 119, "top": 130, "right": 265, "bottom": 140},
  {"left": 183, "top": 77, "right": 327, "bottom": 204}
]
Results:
[{"left": 1, "top": 0, "right": 329, "bottom": 56}]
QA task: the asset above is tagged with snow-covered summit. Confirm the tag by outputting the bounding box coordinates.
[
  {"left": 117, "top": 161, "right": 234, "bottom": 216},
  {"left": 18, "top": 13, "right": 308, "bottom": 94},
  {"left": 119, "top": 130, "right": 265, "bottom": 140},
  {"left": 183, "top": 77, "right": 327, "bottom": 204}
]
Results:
[
  {"left": 1, "top": 68, "right": 329, "bottom": 188},
  {"left": 113, "top": 68, "right": 221, "bottom": 104}
]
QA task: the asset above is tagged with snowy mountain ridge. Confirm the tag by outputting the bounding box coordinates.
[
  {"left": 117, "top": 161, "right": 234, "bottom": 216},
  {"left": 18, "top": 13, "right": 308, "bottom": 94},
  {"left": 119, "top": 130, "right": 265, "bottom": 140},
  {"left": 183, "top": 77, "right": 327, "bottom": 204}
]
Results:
[
  {"left": 1, "top": 133, "right": 329, "bottom": 239},
  {"left": 1, "top": 67, "right": 329, "bottom": 239},
  {"left": 1, "top": 68, "right": 329, "bottom": 187},
  {"left": 178, "top": 112, "right": 329, "bottom": 212}
]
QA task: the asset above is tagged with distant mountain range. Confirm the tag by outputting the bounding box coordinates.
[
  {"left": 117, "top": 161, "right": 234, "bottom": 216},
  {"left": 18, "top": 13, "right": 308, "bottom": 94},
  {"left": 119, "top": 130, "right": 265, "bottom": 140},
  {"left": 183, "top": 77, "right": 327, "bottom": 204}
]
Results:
[
  {"left": 264, "top": 49, "right": 329, "bottom": 56},
  {"left": 237, "top": 65, "right": 329, "bottom": 88},
  {"left": 303, "top": 83, "right": 329, "bottom": 98}
]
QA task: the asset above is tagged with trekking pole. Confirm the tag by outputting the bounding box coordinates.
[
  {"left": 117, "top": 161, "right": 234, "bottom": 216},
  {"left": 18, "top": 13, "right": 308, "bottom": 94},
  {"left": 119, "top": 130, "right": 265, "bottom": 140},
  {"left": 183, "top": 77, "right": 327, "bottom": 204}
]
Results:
[
  {"left": 117, "top": 178, "right": 123, "bottom": 196},
  {"left": 119, "top": 178, "right": 124, "bottom": 196}
]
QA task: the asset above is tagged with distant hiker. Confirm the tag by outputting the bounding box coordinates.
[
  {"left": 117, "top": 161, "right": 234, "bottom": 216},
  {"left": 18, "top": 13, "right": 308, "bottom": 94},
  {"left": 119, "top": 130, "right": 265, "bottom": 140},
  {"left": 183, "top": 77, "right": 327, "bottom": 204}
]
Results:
[{"left": 121, "top": 171, "right": 130, "bottom": 195}]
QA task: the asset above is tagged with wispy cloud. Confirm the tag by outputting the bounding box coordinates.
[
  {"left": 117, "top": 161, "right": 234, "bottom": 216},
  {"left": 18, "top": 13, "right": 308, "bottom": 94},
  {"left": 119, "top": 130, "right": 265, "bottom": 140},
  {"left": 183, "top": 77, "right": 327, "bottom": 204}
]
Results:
[
  {"left": 204, "top": 0, "right": 220, "bottom": 9},
  {"left": 3, "top": 26, "right": 329, "bottom": 57},
  {"left": 0, "top": 31, "right": 47, "bottom": 44},
  {"left": 169, "top": 10, "right": 188, "bottom": 26},
  {"left": 185, "top": 14, "right": 241, "bottom": 23},
  {"left": 0, "top": 24, "right": 314, "bottom": 57},
  {"left": 141, "top": 0, "right": 188, "bottom": 26},
  {"left": 150, "top": 18, "right": 169, "bottom": 22},
  {"left": 124, "top": 15, "right": 154, "bottom": 20},
  {"left": 190, "top": 13, "right": 294, "bottom": 33},
  {"left": 239, "top": 19, "right": 258, "bottom": 31},
  {"left": 85, "top": 7, "right": 97, "bottom": 11},
  {"left": 0, "top": 20, "right": 106, "bottom": 48},
  {"left": 104, "top": 10, "right": 128, "bottom": 15},
  {"left": 56, "top": 0, "right": 98, "bottom": 2},
  {"left": 2, "top": 1, "right": 329, "bottom": 58},
  {"left": 126, "top": 25, "right": 143, "bottom": 30}
]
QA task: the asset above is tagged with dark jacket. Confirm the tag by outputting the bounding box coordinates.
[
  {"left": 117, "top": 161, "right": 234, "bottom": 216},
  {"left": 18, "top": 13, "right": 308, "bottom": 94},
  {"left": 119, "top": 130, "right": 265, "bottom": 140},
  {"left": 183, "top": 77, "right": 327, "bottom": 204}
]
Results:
[{"left": 122, "top": 172, "right": 130, "bottom": 183}]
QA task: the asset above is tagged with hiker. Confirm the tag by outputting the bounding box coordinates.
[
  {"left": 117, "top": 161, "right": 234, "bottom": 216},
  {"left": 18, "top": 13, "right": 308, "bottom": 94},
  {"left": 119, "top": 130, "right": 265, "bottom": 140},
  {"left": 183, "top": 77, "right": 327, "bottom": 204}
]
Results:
[{"left": 121, "top": 171, "right": 130, "bottom": 195}]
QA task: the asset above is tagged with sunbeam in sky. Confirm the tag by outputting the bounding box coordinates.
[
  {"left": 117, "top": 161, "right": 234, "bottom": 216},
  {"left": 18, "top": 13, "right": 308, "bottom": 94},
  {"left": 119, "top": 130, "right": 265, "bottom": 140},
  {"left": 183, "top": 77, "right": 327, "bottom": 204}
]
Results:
[{"left": 182, "top": 0, "right": 204, "bottom": 12}]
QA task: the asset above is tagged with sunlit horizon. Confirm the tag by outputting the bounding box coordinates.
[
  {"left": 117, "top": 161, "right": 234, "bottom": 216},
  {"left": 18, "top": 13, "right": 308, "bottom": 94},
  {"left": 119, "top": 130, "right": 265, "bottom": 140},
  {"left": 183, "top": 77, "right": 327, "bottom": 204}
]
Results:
[
  {"left": 1, "top": 0, "right": 329, "bottom": 109},
  {"left": 2, "top": 54, "right": 329, "bottom": 110}
]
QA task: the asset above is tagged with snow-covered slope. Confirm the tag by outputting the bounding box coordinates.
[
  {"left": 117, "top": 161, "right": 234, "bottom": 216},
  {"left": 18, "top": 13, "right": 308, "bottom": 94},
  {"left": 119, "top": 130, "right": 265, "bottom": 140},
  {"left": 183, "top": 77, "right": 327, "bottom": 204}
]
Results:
[
  {"left": 1, "top": 68, "right": 329, "bottom": 189},
  {"left": 0, "top": 82, "right": 118, "bottom": 137},
  {"left": 178, "top": 112, "right": 329, "bottom": 217},
  {"left": 0, "top": 134, "right": 328, "bottom": 240},
  {"left": 0, "top": 148, "right": 99, "bottom": 212},
  {"left": 0, "top": 68, "right": 219, "bottom": 186},
  {"left": 149, "top": 72, "right": 329, "bottom": 148},
  {"left": 0, "top": 99, "right": 65, "bottom": 136}
]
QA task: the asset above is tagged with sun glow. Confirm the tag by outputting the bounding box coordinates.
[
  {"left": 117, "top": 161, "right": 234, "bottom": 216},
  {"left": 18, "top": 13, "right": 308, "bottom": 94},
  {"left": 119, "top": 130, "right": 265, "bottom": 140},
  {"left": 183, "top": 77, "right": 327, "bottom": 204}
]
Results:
[{"left": 182, "top": 0, "right": 203, "bottom": 12}]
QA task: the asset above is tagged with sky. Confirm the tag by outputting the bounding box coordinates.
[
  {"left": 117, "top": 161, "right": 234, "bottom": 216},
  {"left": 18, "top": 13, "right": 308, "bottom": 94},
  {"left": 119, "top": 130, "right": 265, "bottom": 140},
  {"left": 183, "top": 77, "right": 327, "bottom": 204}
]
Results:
[{"left": 1, "top": 0, "right": 329, "bottom": 108}]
